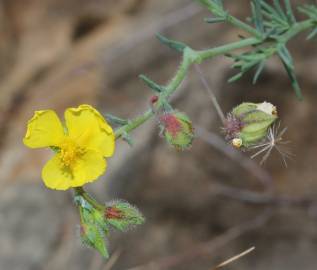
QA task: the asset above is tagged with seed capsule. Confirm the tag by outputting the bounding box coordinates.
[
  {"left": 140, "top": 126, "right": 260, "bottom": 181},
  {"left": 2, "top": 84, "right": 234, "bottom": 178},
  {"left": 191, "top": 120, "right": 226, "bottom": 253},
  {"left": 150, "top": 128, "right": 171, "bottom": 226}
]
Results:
[{"left": 224, "top": 102, "right": 278, "bottom": 148}]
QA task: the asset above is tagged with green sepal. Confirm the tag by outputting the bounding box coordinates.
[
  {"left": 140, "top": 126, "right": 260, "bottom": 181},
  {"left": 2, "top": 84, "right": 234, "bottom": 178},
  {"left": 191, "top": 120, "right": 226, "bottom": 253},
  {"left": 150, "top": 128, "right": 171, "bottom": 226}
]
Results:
[
  {"left": 81, "top": 224, "right": 109, "bottom": 258},
  {"left": 232, "top": 103, "right": 257, "bottom": 116},
  {"left": 242, "top": 111, "right": 277, "bottom": 133},
  {"left": 79, "top": 206, "right": 109, "bottom": 258},
  {"left": 240, "top": 112, "right": 277, "bottom": 146},
  {"left": 50, "top": 146, "right": 60, "bottom": 153}
]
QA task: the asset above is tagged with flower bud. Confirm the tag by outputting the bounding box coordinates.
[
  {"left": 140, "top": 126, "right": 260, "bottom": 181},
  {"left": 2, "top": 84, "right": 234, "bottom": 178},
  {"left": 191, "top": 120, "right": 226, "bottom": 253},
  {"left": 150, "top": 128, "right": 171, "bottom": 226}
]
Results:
[
  {"left": 105, "top": 206, "right": 123, "bottom": 219},
  {"left": 224, "top": 102, "right": 278, "bottom": 147},
  {"left": 159, "top": 111, "right": 194, "bottom": 150},
  {"left": 105, "top": 201, "right": 145, "bottom": 232},
  {"left": 79, "top": 221, "right": 109, "bottom": 258}
]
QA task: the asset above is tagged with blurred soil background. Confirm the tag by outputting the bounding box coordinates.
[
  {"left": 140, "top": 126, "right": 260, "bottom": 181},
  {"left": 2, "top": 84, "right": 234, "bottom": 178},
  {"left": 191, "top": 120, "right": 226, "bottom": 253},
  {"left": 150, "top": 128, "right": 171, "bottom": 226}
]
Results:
[{"left": 0, "top": 0, "right": 317, "bottom": 269}]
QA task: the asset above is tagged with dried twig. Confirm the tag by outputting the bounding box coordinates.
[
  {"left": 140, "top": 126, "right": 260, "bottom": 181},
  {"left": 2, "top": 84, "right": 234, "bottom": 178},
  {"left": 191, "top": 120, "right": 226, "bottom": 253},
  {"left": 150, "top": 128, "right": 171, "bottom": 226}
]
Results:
[
  {"left": 102, "top": 249, "right": 122, "bottom": 270},
  {"left": 211, "top": 246, "right": 255, "bottom": 270},
  {"left": 194, "top": 64, "right": 226, "bottom": 124}
]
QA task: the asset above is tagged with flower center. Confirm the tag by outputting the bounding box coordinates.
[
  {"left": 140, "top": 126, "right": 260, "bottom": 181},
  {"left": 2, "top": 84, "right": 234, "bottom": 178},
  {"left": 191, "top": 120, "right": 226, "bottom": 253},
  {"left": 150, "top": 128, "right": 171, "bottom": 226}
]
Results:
[{"left": 60, "top": 138, "right": 85, "bottom": 167}]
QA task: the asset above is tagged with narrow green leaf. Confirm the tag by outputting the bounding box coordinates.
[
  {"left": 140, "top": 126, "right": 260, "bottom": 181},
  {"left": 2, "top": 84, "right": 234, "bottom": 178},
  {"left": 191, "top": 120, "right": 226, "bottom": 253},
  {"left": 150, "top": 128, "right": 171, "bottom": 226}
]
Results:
[
  {"left": 252, "top": 0, "right": 264, "bottom": 33},
  {"left": 273, "top": 0, "right": 287, "bottom": 20},
  {"left": 284, "top": 0, "right": 296, "bottom": 24},
  {"left": 253, "top": 61, "right": 265, "bottom": 84},
  {"left": 277, "top": 44, "right": 293, "bottom": 68},
  {"left": 156, "top": 33, "right": 187, "bottom": 53},
  {"left": 204, "top": 17, "right": 226, "bottom": 24},
  {"left": 228, "top": 72, "right": 243, "bottom": 83},
  {"left": 139, "top": 74, "right": 164, "bottom": 93},
  {"left": 277, "top": 45, "right": 303, "bottom": 99},
  {"left": 241, "top": 60, "right": 258, "bottom": 72},
  {"left": 298, "top": 5, "right": 317, "bottom": 20},
  {"left": 105, "top": 114, "right": 129, "bottom": 126},
  {"left": 282, "top": 62, "right": 303, "bottom": 100},
  {"left": 261, "top": 2, "right": 279, "bottom": 18},
  {"left": 307, "top": 27, "right": 317, "bottom": 40}
]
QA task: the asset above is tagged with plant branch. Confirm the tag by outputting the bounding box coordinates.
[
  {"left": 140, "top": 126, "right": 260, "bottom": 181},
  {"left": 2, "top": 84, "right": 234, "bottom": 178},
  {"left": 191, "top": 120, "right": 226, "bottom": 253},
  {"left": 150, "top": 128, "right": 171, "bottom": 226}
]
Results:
[
  {"left": 114, "top": 18, "right": 314, "bottom": 139},
  {"left": 77, "top": 14, "right": 315, "bottom": 240}
]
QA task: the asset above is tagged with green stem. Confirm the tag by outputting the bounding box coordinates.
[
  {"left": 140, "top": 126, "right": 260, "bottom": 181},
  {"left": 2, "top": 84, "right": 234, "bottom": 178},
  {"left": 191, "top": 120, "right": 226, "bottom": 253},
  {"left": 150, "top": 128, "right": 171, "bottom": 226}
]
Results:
[
  {"left": 114, "top": 38, "right": 260, "bottom": 138},
  {"left": 280, "top": 19, "right": 315, "bottom": 42},
  {"left": 197, "top": 37, "right": 260, "bottom": 60},
  {"left": 74, "top": 187, "right": 105, "bottom": 211},
  {"left": 200, "top": 0, "right": 262, "bottom": 38},
  {"left": 115, "top": 110, "right": 154, "bottom": 139},
  {"left": 226, "top": 14, "right": 262, "bottom": 38}
]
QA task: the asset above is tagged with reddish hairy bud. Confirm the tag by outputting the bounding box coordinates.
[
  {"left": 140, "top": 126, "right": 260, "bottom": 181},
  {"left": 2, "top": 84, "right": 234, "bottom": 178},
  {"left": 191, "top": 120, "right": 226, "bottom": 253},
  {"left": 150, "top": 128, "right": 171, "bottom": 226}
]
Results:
[
  {"left": 159, "top": 111, "right": 194, "bottom": 150},
  {"left": 105, "top": 207, "right": 123, "bottom": 220},
  {"left": 159, "top": 114, "right": 182, "bottom": 138}
]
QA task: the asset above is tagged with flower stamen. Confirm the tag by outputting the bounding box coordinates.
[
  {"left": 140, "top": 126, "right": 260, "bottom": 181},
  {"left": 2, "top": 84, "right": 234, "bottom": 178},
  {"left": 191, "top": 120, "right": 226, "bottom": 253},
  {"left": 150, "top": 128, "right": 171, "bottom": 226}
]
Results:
[{"left": 60, "top": 139, "right": 85, "bottom": 167}]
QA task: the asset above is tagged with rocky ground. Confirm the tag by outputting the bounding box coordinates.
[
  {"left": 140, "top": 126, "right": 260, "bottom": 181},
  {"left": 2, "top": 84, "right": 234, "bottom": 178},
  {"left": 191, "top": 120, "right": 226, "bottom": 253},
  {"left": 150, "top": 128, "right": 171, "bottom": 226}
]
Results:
[{"left": 0, "top": 0, "right": 317, "bottom": 269}]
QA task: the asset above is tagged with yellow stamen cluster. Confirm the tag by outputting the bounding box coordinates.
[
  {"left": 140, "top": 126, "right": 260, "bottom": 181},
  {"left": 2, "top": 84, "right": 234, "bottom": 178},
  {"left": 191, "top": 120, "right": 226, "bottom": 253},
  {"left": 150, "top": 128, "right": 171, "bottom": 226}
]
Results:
[{"left": 60, "top": 139, "right": 85, "bottom": 167}]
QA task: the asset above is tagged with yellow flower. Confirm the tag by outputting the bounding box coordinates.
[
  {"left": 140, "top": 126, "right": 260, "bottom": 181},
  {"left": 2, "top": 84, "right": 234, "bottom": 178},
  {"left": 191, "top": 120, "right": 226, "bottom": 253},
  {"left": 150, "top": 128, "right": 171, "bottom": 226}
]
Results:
[{"left": 23, "top": 104, "right": 115, "bottom": 190}]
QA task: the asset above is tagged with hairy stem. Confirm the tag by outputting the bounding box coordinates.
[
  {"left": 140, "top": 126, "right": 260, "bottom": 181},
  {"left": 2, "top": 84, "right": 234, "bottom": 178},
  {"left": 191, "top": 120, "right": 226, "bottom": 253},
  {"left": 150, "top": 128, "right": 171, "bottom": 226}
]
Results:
[
  {"left": 114, "top": 19, "right": 314, "bottom": 138},
  {"left": 74, "top": 187, "right": 105, "bottom": 211},
  {"left": 115, "top": 110, "right": 153, "bottom": 139}
]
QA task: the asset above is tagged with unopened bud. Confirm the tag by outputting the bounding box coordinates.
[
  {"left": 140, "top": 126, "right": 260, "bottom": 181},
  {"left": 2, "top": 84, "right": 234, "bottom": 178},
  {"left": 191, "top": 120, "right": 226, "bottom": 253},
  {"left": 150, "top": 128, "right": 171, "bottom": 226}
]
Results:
[
  {"left": 159, "top": 111, "right": 194, "bottom": 150},
  {"left": 105, "top": 201, "right": 145, "bottom": 232},
  {"left": 105, "top": 206, "right": 123, "bottom": 220}
]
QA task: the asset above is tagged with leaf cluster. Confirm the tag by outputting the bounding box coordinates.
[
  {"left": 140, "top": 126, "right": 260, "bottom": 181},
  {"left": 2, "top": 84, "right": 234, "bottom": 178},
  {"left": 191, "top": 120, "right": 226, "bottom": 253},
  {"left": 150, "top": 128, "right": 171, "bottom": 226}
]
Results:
[
  {"left": 299, "top": 4, "right": 317, "bottom": 39},
  {"left": 198, "top": 0, "right": 317, "bottom": 99}
]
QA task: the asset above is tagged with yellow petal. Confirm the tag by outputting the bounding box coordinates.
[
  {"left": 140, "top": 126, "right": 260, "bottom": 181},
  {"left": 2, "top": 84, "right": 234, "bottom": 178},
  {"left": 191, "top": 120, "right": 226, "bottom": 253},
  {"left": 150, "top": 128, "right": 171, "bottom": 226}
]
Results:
[
  {"left": 42, "top": 150, "right": 106, "bottom": 190},
  {"left": 74, "top": 149, "right": 107, "bottom": 184},
  {"left": 64, "top": 104, "right": 115, "bottom": 157},
  {"left": 42, "top": 154, "right": 75, "bottom": 190},
  {"left": 23, "top": 110, "right": 64, "bottom": 148}
]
